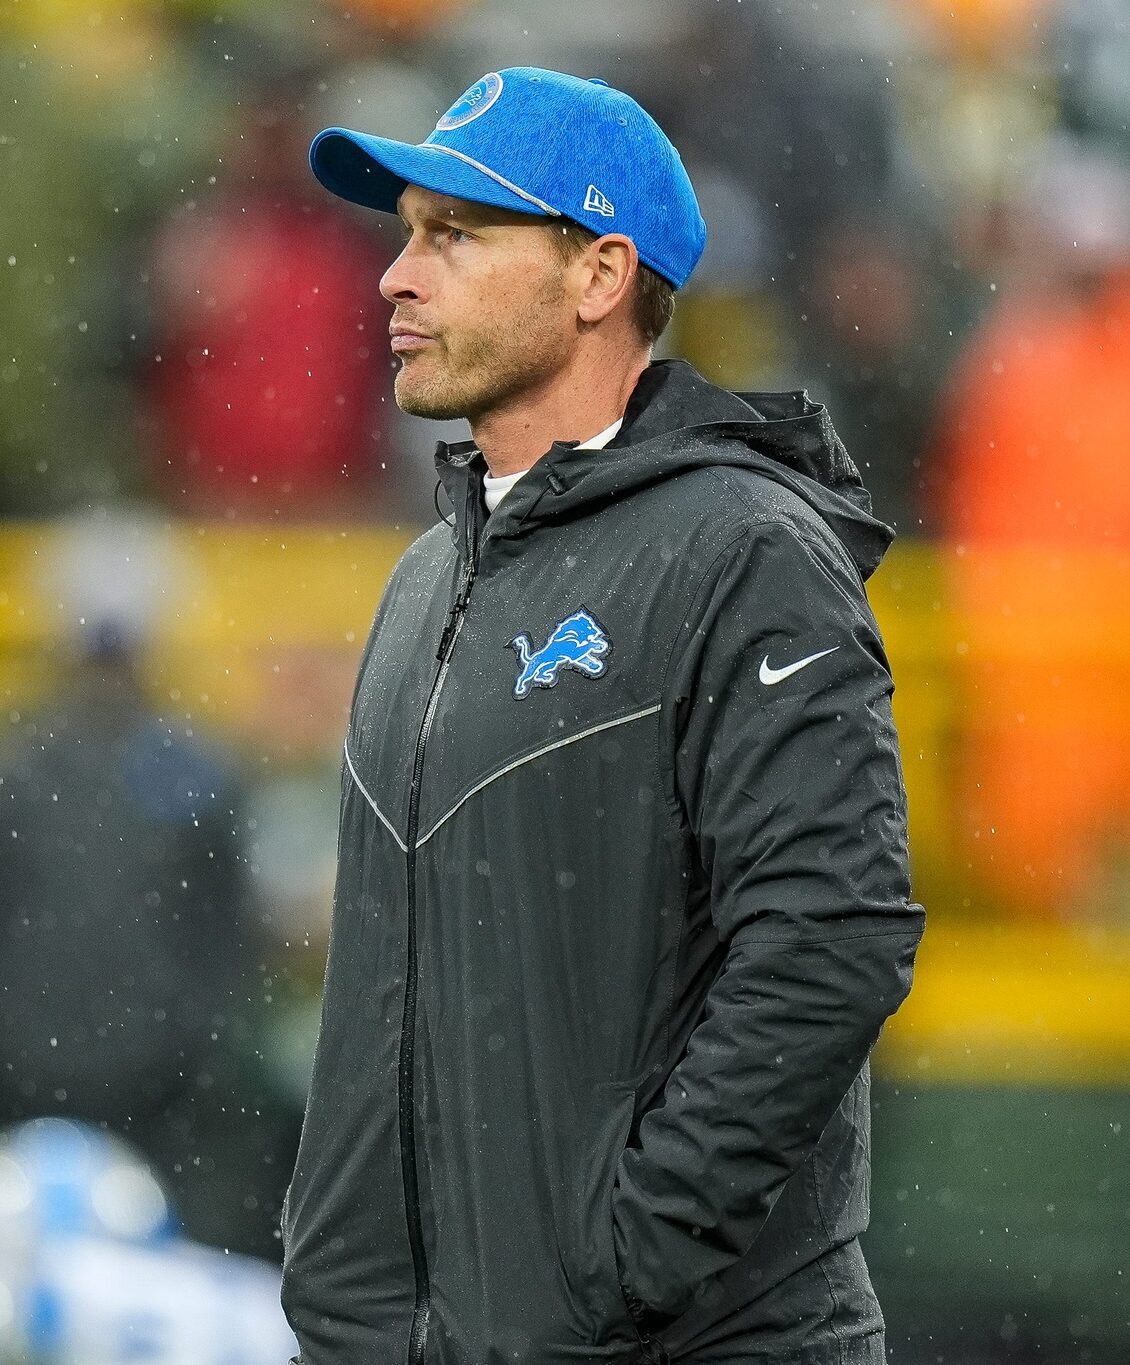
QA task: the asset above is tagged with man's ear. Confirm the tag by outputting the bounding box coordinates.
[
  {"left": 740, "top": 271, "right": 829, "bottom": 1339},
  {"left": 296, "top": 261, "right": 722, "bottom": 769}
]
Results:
[{"left": 576, "top": 234, "right": 638, "bottom": 325}]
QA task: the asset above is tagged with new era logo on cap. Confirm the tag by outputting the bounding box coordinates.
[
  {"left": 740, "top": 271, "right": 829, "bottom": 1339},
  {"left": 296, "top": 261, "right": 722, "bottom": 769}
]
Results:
[{"left": 583, "top": 184, "right": 615, "bottom": 217}]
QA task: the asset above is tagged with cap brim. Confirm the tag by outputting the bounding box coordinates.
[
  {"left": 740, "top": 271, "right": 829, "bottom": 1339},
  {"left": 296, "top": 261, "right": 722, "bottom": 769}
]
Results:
[{"left": 309, "top": 128, "right": 554, "bottom": 220}]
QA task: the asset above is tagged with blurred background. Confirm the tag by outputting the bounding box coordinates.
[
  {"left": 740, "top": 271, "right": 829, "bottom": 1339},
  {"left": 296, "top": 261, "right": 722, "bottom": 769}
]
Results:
[{"left": 1, "top": 0, "right": 1128, "bottom": 1360}]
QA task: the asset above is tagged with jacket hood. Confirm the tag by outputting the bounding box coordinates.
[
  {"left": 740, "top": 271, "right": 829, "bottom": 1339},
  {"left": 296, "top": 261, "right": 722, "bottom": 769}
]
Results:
[{"left": 435, "top": 358, "right": 893, "bottom": 581}]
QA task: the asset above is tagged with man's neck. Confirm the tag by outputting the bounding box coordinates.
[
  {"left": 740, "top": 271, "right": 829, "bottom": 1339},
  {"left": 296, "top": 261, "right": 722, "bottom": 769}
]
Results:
[{"left": 471, "top": 351, "right": 648, "bottom": 477}]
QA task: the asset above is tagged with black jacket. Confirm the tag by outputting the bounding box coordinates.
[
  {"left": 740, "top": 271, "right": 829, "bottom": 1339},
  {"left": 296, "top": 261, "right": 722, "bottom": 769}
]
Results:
[{"left": 281, "top": 360, "right": 925, "bottom": 1365}]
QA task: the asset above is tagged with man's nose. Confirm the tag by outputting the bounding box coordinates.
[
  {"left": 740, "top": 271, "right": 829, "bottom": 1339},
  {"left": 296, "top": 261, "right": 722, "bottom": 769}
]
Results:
[{"left": 380, "top": 244, "right": 427, "bottom": 305}]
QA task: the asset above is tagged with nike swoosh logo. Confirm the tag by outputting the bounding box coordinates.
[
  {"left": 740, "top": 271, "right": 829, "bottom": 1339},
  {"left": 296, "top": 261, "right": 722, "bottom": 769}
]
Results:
[{"left": 758, "top": 646, "right": 840, "bottom": 686}]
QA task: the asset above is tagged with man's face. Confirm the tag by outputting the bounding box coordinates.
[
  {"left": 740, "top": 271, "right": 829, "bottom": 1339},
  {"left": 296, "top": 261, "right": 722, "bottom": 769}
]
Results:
[{"left": 380, "top": 185, "right": 580, "bottom": 422}]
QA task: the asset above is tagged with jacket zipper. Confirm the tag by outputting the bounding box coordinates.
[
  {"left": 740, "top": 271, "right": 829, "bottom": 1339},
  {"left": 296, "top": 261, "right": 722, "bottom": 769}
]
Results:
[{"left": 400, "top": 548, "right": 478, "bottom": 1365}]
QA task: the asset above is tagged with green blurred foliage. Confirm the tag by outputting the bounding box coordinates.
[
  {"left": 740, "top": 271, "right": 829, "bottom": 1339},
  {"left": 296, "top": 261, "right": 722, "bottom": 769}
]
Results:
[{"left": 0, "top": 5, "right": 309, "bottom": 512}]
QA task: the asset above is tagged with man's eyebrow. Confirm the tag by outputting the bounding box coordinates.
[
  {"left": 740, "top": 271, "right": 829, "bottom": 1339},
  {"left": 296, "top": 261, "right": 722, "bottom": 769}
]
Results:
[
  {"left": 396, "top": 201, "right": 502, "bottom": 232},
  {"left": 445, "top": 203, "right": 497, "bottom": 226}
]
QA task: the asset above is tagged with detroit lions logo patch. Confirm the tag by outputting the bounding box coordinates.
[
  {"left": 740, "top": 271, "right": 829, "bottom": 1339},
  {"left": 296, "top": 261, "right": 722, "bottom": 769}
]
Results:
[{"left": 508, "top": 608, "right": 611, "bottom": 699}]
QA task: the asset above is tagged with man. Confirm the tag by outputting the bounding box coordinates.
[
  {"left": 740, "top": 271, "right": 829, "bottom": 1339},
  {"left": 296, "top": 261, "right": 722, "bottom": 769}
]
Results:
[{"left": 282, "top": 67, "right": 924, "bottom": 1365}]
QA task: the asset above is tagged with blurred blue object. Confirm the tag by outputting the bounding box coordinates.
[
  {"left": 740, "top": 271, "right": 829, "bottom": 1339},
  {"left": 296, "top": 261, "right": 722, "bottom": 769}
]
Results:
[
  {"left": 0, "top": 1118, "right": 298, "bottom": 1365},
  {"left": 1, "top": 1118, "right": 176, "bottom": 1246}
]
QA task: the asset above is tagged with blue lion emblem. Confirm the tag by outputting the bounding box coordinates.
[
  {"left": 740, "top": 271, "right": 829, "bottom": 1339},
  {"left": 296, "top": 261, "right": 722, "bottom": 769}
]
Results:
[{"left": 509, "top": 608, "right": 611, "bottom": 699}]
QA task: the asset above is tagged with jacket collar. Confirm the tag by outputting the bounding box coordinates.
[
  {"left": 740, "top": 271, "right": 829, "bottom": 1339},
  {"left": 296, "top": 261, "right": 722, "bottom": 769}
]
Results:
[{"left": 433, "top": 358, "right": 893, "bottom": 578}]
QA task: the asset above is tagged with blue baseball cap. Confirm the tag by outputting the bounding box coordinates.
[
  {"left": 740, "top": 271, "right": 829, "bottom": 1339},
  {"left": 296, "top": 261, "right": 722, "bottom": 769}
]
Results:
[{"left": 309, "top": 67, "right": 706, "bottom": 290}]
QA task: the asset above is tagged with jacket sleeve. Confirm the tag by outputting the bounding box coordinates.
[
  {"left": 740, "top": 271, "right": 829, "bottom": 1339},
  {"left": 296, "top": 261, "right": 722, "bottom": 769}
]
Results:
[{"left": 611, "top": 516, "right": 925, "bottom": 1322}]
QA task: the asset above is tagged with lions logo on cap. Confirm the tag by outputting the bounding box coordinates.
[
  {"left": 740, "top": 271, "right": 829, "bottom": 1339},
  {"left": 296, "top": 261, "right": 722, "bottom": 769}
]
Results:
[{"left": 436, "top": 72, "right": 505, "bottom": 131}]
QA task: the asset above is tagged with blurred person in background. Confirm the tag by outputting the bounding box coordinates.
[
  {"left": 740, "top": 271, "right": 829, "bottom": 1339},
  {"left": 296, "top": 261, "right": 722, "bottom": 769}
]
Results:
[
  {"left": 654, "top": 0, "right": 900, "bottom": 312},
  {"left": 661, "top": 164, "right": 791, "bottom": 395},
  {"left": 282, "top": 66, "right": 922, "bottom": 1365},
  {"left": 0, "top": 0, "right": 232, "bottom": 513},
  {"left": 797, "top": 210, "right": 951, "bottom": 534},
  {"left": 137, "top": 67, "right": 396, "bottom": 520},
  {"left": 930, "top": 137, "right": 1130, "bottom": 919},
  {"left": 652, "top": 0, "right": 961, "bottom": 532},
  {"left": 0, "top": 1116, "right": 298, "bottom": 1363},
  {"left": 0, "top": 511, "right": 292, "bottom": 1261},
  {"left": 235, "top": 644, "right": 351, "bottom": 1127}
]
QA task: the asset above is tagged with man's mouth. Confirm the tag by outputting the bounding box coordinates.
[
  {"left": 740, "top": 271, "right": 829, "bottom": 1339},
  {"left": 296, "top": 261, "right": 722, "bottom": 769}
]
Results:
[{"left": 390, "top": 325, "right": 436, "bottom": 354}]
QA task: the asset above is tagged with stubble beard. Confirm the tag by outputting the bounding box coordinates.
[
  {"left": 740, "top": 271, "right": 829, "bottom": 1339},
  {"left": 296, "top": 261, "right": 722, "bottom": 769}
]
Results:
[
  {"left": 393, "top": 273, "right": 570, "bottom": 423},
  {"left": 393, "top": 335, "right": 513, "bottom": 423}
]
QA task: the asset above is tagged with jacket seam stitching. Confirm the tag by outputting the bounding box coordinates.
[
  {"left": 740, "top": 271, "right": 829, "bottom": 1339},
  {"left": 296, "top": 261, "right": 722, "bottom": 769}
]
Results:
[
  {"left": 655, "top": 526, "right": 752, "bottom": 825},
  {"left": 811, "top": 1141, "right": 846, "bottom": 1365},
  {"left": 661, "top": 857, "right": 694, "bottom": 1088},
  {"left": 653, "top": 530, "right": 752, "bottom": 1074},
  {"left": 343, "top": 741, "right": 408, "bottom": 852},
  {"left": 740, "top": 927, "right": 921, "bottom": 945},
  {"left": 656, "top": 527, "right": 753, "bottom": 709},
  {"left": 703, "top": 467, "right": 869, "bottom": 592}
]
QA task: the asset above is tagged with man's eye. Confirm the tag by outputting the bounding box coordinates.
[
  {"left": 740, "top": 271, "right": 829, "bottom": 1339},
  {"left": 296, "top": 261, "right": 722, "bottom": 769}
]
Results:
[{"left": 447, "top": 226, "right": 472, "bottom": 243}]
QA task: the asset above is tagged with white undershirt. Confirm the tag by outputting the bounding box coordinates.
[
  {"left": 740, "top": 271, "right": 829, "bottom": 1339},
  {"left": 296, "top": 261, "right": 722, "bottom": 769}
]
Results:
[{"left": 482, "top": 417, "right": 624, "bottom": 514}]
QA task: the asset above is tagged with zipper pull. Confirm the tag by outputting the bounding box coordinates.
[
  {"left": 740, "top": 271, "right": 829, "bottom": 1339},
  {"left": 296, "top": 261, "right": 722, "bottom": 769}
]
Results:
[
  {"left": 435, "top": 558, "right": 477, "bottom": 662},
  {"left": 456, "top": 556, "right": 476, "bottom": 606},
  {"left": 623, "top": 1292, "right": 672, "bottom": 1365}
]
